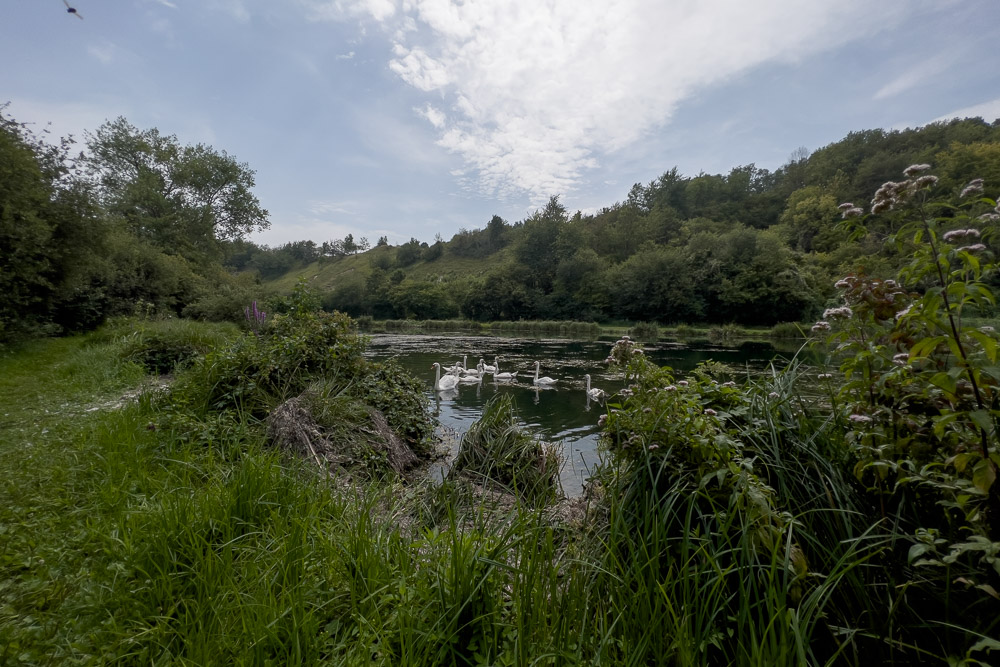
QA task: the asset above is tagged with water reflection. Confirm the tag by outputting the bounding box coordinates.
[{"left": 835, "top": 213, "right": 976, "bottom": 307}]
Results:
[{"left": 366, "top": 333, "right": 789, "bottom": 496}]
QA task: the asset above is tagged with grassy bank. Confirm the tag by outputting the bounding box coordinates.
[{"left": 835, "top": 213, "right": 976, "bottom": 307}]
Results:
[
  {"left": 359, "top": 316, "right": 799, "bottom": 341},
  {"left": 2, "top": 315, "right": 997, "bottom": 665}
]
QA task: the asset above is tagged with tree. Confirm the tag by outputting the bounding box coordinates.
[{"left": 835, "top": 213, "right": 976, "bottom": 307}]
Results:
[
  {"left": 342, "top": 233, "right": 357, "bottom": 255},
  {"left": 85, "top": 117, "right": 269, "bottom": 261},
  {"left": 1, "top": 110, "right": 112, "bottom": 337},
  {"left": 376, "top": 235, "right": 389, "bottom": 247},
  {"left": 357, "top": 236, "right": 371, "bottom": 253},
  {"left": 395, "top": 238, "right": 422, "bottom": 267}
]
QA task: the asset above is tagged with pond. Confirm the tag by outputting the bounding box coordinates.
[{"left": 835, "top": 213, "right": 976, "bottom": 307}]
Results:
[{"left": 364, "top": 333, "right": 799, "bottom": 496}]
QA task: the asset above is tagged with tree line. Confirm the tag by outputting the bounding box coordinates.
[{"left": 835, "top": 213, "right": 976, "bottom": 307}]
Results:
[
  {"left": 1, "top": 110, "right": 269, "bottom": 341},
  {"left": 3, "top": 105, "right": 998, "bottom": 342},
  {"left": 305, "top": 118, "right": 1000, "bottom": 324}
]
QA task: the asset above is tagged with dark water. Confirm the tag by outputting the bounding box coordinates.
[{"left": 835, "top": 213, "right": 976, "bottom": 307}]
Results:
[{"left": 365, "top": 333, "right": 794, "bottom": 496}]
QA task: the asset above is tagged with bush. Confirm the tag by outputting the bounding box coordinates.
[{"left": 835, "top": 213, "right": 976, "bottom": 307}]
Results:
[
  {"left": 769, "top": 321, "right": 805, "bottom": 338},
  {"left": 629, "top": 321, "right": 659, "bottom": 341},
  {"left": 449, "top": 395, "right": 560, "bottom": 504},
  {"left": 98, "top": 317, "right": 239, "bottom": 374}
]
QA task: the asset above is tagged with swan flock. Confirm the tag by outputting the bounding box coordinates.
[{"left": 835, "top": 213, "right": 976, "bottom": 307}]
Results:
[{"left": 432, "top": 356, "right": 606, "bottom": 401}]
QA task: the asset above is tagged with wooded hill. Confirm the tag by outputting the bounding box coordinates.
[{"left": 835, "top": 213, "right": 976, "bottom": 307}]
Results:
[
  {"left": 3, "top": 106, "right": 998, "bottom": 342},
  {"left": 238, "top": 118, "right": 1000, "bottom": 326}
]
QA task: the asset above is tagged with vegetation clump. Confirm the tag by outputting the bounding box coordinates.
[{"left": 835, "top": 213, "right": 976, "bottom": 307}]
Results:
[{"left": 449, "top": 395, "right": 561, "bottom": 504}]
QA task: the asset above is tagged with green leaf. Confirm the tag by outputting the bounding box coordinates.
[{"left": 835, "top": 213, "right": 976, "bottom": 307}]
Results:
[
  {"left": 972, "top": 459, "right": 997, "bottom": 494},
  {"left": 968, "top": 330, "right": 998, "bottom": 362},
  {"left": 969, "top": 410, "right": 993, "bottom": 434},
  {"left": 908, "top": 543, "right": 931, "bottom": 564},
  {"left": 929, "top": 372, "right": 958, "bottom": 395}
]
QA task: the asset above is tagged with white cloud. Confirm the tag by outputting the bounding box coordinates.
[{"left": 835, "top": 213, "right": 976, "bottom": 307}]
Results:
[
  {"left": 302, "top": 0, "right": 396, "bottom": 23},
  {"left": 344, "top": 0, "right": 923, "bottom": 205},
  {"left": 933, "top": 97, "right": 1000, "bottom": 123},
  {"left": 5, "top": 98, "right": 116, "bottom": 143},
  {"left": 874, "top": 54, "right": 954, "bottom": 100},
  {"left": 416, "top": 103, "right": 446, "bottom": 129},
  {"left": 308, "top": 200, "right": 360, "bottom": 216},
  {"left": 300, "top": 0, "right": 945, "bottom": 205},
  {"left": 148, "top": 0, "right": 178, "bottom": 8},
  {"left": 210, "top": 0, "right": 250, "bottom": 22},
  {"left": 87, "top": 41, "right": 116, "bottom": 64}
]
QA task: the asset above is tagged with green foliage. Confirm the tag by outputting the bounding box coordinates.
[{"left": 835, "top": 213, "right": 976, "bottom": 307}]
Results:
[
  {"left": 169, "top": 306, "right": 366, "bottom": 418},
  {"left": 770, "top": 321, "right": 806, "bottom": 338},
  {"left": 628, "top": 321, "right": 660, "bottom": 341},
  {"left": 351, "top": 359, "right": 434, "bottom": 450},
  {"left": 449, "top": 395, "right": 561, "bottom": 504},
  {"left": 102, "top": 316, "right": 240, "bottom": 374},
  {"left": 85, "top": 117, "right": 269, "bottom": 261}
]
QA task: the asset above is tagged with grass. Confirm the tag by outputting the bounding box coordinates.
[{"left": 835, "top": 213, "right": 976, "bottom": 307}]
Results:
[{"left": 2, "top": 322, "right": 995, "bottom": 664}]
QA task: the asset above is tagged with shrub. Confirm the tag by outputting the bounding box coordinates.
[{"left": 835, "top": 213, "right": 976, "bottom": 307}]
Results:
[{"left": 629, "top": 321, "right": 659, "bottom": 341}]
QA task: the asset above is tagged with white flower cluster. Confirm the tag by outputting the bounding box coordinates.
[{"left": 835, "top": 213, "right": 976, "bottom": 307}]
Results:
[{"left": 942, "top": 228, "right": 981, "bottom": 242}]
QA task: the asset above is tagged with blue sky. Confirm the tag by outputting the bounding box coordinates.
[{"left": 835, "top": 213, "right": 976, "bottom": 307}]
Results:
[{"left": 3, "top": 0, "right": 999, "bottom": 247}]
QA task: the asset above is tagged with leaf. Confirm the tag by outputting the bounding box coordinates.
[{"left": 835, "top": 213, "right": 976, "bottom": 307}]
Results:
[
  {"left": 968, "top": 330, "right": 998, "bottom": 362},
  {"left": 977, "top": 584, "right": 1000, "bottom": 600},
  {"left": 972, "top": 459, "right": 997, "bottom": 494},
  {"left": 908, "top": 543, "right": 931, "bottom": 564},
  {"left": 929, "top": 372, "right": 958, "bottom": 395},
  {"left": 969, "top": 636, "right": 1000, "bottom": 654},
  {"left": 969, "top": 410, "right": 993, "bottom": 434}
]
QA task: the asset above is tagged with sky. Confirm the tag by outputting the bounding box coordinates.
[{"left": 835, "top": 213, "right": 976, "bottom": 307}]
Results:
[{"left": 3, "top": 0, "right": 1000, "bottom": 248}]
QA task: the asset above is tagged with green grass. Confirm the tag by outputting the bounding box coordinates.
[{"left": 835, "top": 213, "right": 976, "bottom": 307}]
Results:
[{"left": 3, "top": 323, "right": 995, "bottom": 664}]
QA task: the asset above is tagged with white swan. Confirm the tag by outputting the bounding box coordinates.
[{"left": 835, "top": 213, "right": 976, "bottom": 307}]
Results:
[
  {"left": 458, "top": 362, "right": 485, "bottom": 384},
  {"left": 491, "top": 358, "right": 517, "bottom": 381},
  {"left": 584, "top": 374, "right": 606, "bottom": 401},
  {"left": 461, "top": 360, "right": 484, "bottom": 378},
  {"left": 532, "top": 361, "right": 557, "bottom": 386},
  {"left": 481, "top": 356, "right": 498, "bottom": 374},
  {"left": 444, "top": 355, "right": 468, "bottom": 374},
  {"left": 432, "top": 362, "right": 459, "bottom": 391}
]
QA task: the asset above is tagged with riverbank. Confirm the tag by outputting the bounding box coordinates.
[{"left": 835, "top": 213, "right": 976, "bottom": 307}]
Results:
[
  {"left": 2, "top": 316, "right": 996, "bottom": 664},
  {"left": 355, "top": 316, "right": 801, "bottom": 341}
]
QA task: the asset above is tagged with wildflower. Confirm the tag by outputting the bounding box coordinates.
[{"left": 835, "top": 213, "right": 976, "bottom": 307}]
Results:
[
  {"left": 957, "top": 244, "right": 987, "bottom": 253},
  {"left": 960, "top": 178, "right": 984, "bottom": 198},
  {"left": 903, "top": 164, "right": 931, "bottom": 177},
  {"left": 841, "top": 207, "right": 864, "bottom": 218},
  {"left": 978, "top": 213, "right": 1000, "bottom": 222},
  {"left": 620, "top": 389, "right": 634, "bottom": 398},
  {"left": 642, "top": 407, "right": 652, "bottom": 414},
  {"left": 704, "top": 408, "right": 718, "bottom": 416},
  {"left": 913, "top": 175, "right": 939, "bottom": 189},
  {"left": 817, "top": 373, "right": 833, "bottom": 380},
  {"left": 648, "top": 444, "right": 660, "bottom": 451},
  {"left": 942, "top": 228, "right": 981, "bottom": 242},
  {"left": 633, "top": 349, "right": 644, "bottom": 355},
  {"left": 871, "top": 199, "right": 891, "bottom": 215},
  {"left": 664, "top": 385, "right": 677, "bottom": 392},
  {"left": 597, "top": 414, "right": 607, "bottom": 427},
  {"left": 721, "top": 381, "right": 736, "bottom": 388},
  {"left": 823, "top": 306, "right": 853, "bottom": 319},
  {"left": 811, "top": 321, "right": 831, "bottom": 332},
  {"left": 848, "top": 414, "right": 872, "bottom": 423},
  {"left": 768, "top": 392, "right": 780, "bottom": 399},
  {"left": 838, "top": 202, "right": 856, "bottom": 211},
  {"left": 677, "top": 380, "right": 689, "bottom": 387}
]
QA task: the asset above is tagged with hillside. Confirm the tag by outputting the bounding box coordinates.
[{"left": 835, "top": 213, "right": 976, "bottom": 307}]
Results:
[{"left": 248, "top": 118, "right": 1000, "bottom": 326}]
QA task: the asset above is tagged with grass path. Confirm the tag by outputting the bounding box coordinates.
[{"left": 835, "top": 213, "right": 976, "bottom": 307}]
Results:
[{"left": 0, "top": 337, "right": 148, "bottom": 664}]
